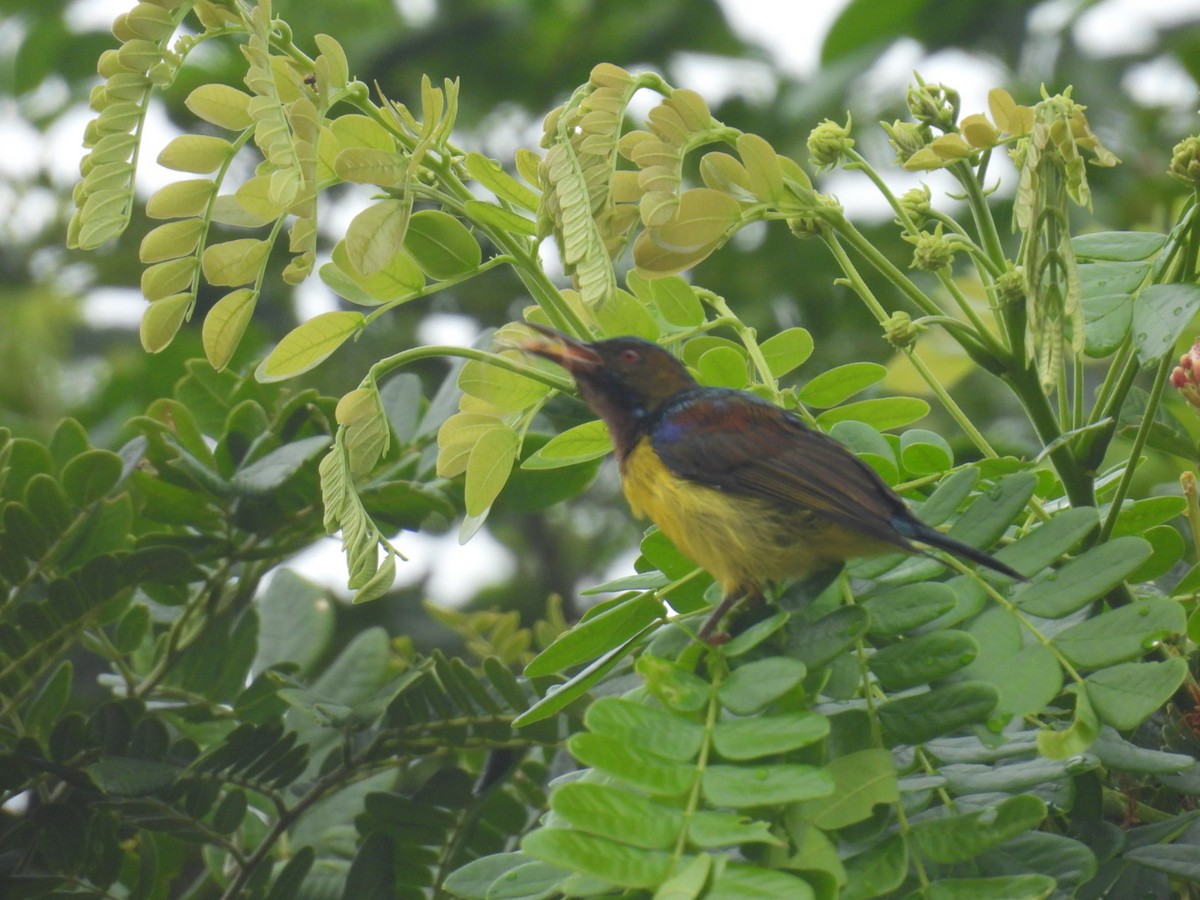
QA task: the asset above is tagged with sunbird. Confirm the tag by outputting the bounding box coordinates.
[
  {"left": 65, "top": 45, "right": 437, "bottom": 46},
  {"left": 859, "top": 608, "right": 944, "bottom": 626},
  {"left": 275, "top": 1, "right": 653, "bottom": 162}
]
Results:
[{"left": 522, "top": 325, "right": 1024, "bottom": 640}]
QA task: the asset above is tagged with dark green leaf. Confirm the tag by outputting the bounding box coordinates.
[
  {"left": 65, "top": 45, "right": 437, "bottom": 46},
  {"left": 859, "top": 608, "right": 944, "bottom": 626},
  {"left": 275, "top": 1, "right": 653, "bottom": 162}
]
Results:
[
  {"left": 525, "top": 593, "right": 663, "bottom": 677},
  {"left": 795, "top": 749, "right": 898, "bottom": 830},
  {"left": 868, "top": 630, "right": 978, "bottom": 690},
  {"left": 1054, "top": 598, "right": 1185, "bottom": 669},
  {"left": 1085, "top": 658, "right": 1188, "bottom": 730},
  {"left": 1132, "top": 282, "right": 1200, "bottom": 366},
  {"left": 1072, "top": 231, "right": 1166, "bottom": 261},
  {"left": 863, "top": 583, "right": 957, "bottom": 637},
  {"left": 718, "top": 657, "right": 806, "bottom": 714},
  {"left": 911, "top": 794, "right": 1046, "bottom": 863},
  {"left": 567, "top": 733, "right": 695, "bottom": 796},
  {"left": 878, "top": 681, "right": 998, "bottom": 744},
  {"left": 584, "top": 697, "right": 704, "bottom": 761},
  {"left": 712, "top": 712, "right": 829, "bottom": 760},
  {"left": 1015, "top": 536, "right": 1152, "bottom": 618}
]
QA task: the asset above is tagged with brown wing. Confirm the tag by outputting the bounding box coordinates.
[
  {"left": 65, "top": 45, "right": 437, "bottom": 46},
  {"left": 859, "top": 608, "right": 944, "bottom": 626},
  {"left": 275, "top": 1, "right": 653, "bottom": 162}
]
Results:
[{"left": 650, "top": 389, "right": 915, "bottom": 550}]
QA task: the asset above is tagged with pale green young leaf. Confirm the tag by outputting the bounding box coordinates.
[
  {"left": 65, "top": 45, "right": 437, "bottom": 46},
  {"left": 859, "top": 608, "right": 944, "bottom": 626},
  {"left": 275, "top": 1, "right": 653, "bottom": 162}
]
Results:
[
  {"left": 234, "top": 175, "right": 287, "bottom": 225},
  {"left": 333, "top": 147, "right": 406, "bottom": 186},
  {"left": 139, "top": 218, "right": 203, "bottom": 263},
  {"left": 145, "top": 178, "right": 214, "bottom": 219},
  {"left": 1038, "top": 689, "right": 1101, "bottom": 759},
  {"left": 593, "top": 289, "right": 659, "bottom": 340},
  {"left": 329, "top": 239, "right": 425, "bottom": 303},
  {"left": 798, "top": 362, "right": 886, "bottom": 407},
  {"left": 458, "top": 355, "right": 550, "bottom": 412},
  {"left": 330, "top": 113, "right": 395, "bottom": 151},
  {"left": 313, "top": 34, "right": 349, "bottom": 90},
  {"left": 345, "top": 199, "right": 410, "bottom": 277},
  {"left": 139, "top": 293, "right": 192, "bottom": 353},
  {"left": 522, "top": 420, "right": 612, "bottom": 470},
  {"left": 185, "top": 83, "right": 253, "bottom": 131},
  {"left": 201, "top": 238, "right": 270, "bottom": 287},
  {"left": 141, "top": 257, "right": 197, "bottom": 301},
  {"left": 463, "top": 425, "right": 518, "bottom": 516},
  {"left": 157, "top": 134, "right": 234, "bottom": 173},
  {"left": 463, "top": 200, "right": 539, "bottom": 237},
  {"left": 627, "top": 271, "right": 704, "bottom": 327},
  {"left": 649, "top": 188, "right": 742, "bottom": 253},
  {"left": 736, "top": 132, "right": 784, "bottom": 202},
  {"left": 202, "top": 289, "right": 256, "bottom": 371},
  {"left": 465, "top": 152, "right": 539, "bottom": 211},
  {"left": 404, "top": 209, "right": 482, "bottom": 280},
  {"left": 257, "top": 310, "right": 364, "bottom": 382}
]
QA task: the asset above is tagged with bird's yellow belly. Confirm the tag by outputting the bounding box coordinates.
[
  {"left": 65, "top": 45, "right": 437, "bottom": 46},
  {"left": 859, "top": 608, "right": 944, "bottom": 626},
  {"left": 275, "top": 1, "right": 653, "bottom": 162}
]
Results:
[{"left": 620, "top": 440, "right": 887, "bottom": 593}]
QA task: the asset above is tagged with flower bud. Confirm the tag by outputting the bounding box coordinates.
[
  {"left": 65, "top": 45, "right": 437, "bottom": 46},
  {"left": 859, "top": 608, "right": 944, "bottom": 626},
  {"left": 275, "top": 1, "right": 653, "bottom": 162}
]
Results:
[
  {"left": 1168, "top": 135, "right": 1200, "bottom": 188},
  {"left": 806, "top": 115, "right": 854, "bottom": 169},
  {"left": 906, "top": 79, "right": 960, "bottom": 132},
  {"left": 898, "top": 184, "right": 932, "bottom": 224},
  {"left": 995, "top": 267, "right": 1025, "bottom": 306},
  {"left": 882, "top": 119, "right": 931, "bottom": 163},
  {"left": 883, "top": 311, "right": 923, "bottom": 350},
  {"left": 905, "top": 223, "right": 955, "bottom": 271}
]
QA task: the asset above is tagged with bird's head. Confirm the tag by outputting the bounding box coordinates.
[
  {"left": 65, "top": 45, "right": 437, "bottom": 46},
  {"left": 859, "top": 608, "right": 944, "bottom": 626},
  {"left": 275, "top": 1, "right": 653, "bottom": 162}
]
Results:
[{"left": 519, "top": 325, "right": 696, "bottom": 449}]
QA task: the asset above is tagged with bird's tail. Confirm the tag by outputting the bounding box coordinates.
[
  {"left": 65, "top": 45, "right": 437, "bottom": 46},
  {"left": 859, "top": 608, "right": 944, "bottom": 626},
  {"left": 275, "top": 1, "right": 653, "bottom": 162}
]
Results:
[{"left": 899, "top": 519, "right": 1027, "bottom": 582}]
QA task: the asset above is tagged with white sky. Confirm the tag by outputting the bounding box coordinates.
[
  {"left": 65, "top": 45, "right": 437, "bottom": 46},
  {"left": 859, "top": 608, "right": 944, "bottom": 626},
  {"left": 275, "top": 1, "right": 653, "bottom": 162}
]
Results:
[{"left": 8, "top": 0, "right": 1200, "bottom": 603}]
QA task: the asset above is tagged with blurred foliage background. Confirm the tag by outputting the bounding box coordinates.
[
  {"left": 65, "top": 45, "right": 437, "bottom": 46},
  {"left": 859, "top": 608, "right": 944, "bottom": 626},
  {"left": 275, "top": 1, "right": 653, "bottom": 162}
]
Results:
[{"left": 3, "top": 0, "right": 1200, "bottom": 642}]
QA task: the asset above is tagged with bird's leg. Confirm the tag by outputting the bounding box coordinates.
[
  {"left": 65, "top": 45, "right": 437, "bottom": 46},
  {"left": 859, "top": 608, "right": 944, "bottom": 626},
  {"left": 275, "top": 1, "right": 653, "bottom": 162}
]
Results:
[{"left": 697, "top": 586, "right": 762, "bottom": 644}]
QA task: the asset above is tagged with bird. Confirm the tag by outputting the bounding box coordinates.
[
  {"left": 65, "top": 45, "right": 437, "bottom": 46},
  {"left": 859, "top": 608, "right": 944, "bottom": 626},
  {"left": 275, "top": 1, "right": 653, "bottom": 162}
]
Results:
[{"left": 520, "top": 324, "right": 1025, "bottom": 641}]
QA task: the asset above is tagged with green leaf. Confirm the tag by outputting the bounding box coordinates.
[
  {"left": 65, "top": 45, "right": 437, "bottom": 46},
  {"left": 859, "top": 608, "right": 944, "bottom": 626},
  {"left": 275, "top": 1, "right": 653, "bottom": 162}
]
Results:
[
  {"left": 1132, "top": 282, "right": 1200, "bottom": 366},
  {"left": 231, "top": 435, "right": 330, "bottom": 495},
  {"left": 965, "top": 608, "right": 1062, "bottom": 723},
  {"left": 900, "top": 428, "right": 954, "bottom": 475},
  {"left": 1072, "top": 231, "right": 1167, "bottom": 261},
  {"left": 842, "top": 834, "right": 907, "bottom": 900},
  {"left": 788, "top": 605, "right": 869, "bottom": 671},
  {"left": 568, "top": 733, "right": 695, "bottom": 796},
  {"left": 649, "top": 187, "right": 743, "bottom": 253},
  {"left": 795, "top": 749, "right": 898, "bottom": 830},
  {"left": 594, "top": 289, "right": 660, "bottom": 340},
  {"left": 201, "top": 238, "right": 270, "bottom": 287},
  {"left": 922, "top": 875, "right": 1057, "bottom": 899},
  {"left": 514, "top": 623, "right": 657, "bottom": 727},
  {"left": 1038, "top": 688, "right": 1101, "bottom": 758},
  {"left": 457, "top": 357, "right": 551, "bottom": 413},
  {"left": 86, "top": 757, "right": 181, "bottom": 795},
  {"left": 464, "top": 425, "right": 518, "bottom": 516},
  {"left": 703, "top": 763, "right": 834, "bottom": 807},
  {"left": 403, "top": 209, "right": 482, "bottom": 280},
  {"left": 706, "top": 864, "right": 816, "bottom": 899},
  {"left": 522, "top": 420, "right": 612, "bottom": 470},
  {"left": 1085, "top": 658, "right": 1188, "bottom": 730},
  {"left": 520, "top": 828, "right": 672, "bottom": 889},
  {"left": 797, "top": 362, "right": 885, "bottom": 408},
  {"left": 465, "top": 152, "right": 539, "bottom": 211},
  {"left": 815, "top": 397, "right": 929, "bottom": 430},
  {"left": 464, "top": 199, "right": 538, "bottom": 236},
  {"left": 156, "top": 134, "right": 234, "bottom": 173},
  {"left": 697, "top": 346, "right": 748, "bottom": 388},
  {"left": 551, "top": 783, "right": 682, "bottom": 850},
  {"left": 257, "top": 310, "right": 363, "bottom": 382},
  {"left": 253, "top": 570, "right": 334, "bottom": 676},
  {"left": 868, "top": 630, "right": 978, "bottom": 690},
  {"left": 61, "top": 449, "right": 122, "bottom": 505},
  {"left": 863, "top": 583, "right": 957, "bottom": 637},
  {"left": 910, "top": 794, "right": 1047, "bottom": 864},
  {"left": 689, "top": 813, "right": 783, "bottom": 849},
  {"left": 585, "top": 697, "right": 704, "bottom": 761},
  {"left": 1054, "top": 598, "right": 1185, "bottom": 669},
  {"left": 718, "top": 657, "right": 806, "bottom": 714},
  {"left": 1125, "top": 844, "right": 1200, "bottom": 881},
  {"left": 711, "top": 712, "right": 829, "bottom": 760},
  {"left": 333, "top": 147, "right": 406, "bottom": 186},
  {"left": 628, "top": 272, "right": 705, "bottom": 327},
  {"left": 1082, "top": 293, "right": 1132, "bottom": 357},
  {"left": 993, "top": 506, "right": 1098, "bottom": 577},
  {"left": 1014, "top": 536, "right": 1153, "bottom": 618},
  {"left": 759, "top": 327, "right": 815, "bottom": 378},
  {"left": 1078, "top": 261, "right": 1150, "bottom": 298},
  {"left": 444, "top": 854, "right": 533, "bottom": 900},
  {"left": 525, "top": 592, "right": 663, "bottom": 677},
  {"left": 878, "top": 681, "right": 998, "bottom": 744}
]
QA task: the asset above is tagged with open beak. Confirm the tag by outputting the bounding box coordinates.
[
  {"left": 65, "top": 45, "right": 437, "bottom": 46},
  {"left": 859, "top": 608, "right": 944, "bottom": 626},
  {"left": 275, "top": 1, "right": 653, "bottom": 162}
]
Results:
[{"left": 518, "top": 323, "right": 602, "bottom": 375}]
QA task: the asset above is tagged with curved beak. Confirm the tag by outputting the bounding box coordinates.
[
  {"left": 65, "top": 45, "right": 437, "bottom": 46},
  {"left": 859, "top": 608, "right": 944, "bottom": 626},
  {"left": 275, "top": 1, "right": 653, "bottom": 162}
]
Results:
[{"left": 518, "top": 323, "right": 602, "bottom": 375}]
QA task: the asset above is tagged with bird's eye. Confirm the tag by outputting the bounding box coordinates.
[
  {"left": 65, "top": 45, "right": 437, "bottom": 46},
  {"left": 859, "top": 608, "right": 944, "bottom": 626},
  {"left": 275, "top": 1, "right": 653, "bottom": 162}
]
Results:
[{"left": 620, "top": 348, "right": 640, "bottom": 365}]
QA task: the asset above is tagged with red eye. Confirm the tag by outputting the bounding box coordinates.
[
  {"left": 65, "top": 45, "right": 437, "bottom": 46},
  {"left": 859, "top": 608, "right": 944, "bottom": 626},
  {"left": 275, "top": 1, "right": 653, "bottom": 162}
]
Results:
[{"left": 620, "top": 348, "right": 640, "bottom": 364}]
